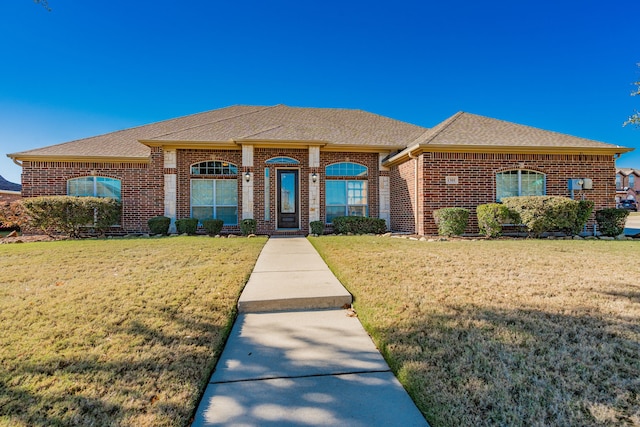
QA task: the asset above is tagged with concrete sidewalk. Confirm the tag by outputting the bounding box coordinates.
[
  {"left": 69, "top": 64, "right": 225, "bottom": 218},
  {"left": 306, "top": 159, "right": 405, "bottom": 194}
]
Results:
[{"left": 192, "top": 236, "right": 428, "bottom": 426}]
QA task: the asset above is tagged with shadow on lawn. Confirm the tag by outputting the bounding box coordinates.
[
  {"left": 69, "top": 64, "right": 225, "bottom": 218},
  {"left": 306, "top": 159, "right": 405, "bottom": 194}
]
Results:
[
  {"left": 377, "top": 304, "right": 640, "bottom": 427},
  {"left": 0, "top": 311, "right": 229, "bottom": 427}
]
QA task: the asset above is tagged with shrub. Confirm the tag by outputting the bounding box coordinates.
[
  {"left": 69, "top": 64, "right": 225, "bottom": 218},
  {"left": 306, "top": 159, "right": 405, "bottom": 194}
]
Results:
[
  {"left": 175, "top": 218, "right": 198, "bottom": 235},
  {"left": 148, "top": 216, "right": 171, "bottom": 235},
  {"left": 0, "top": 200, "right": 30, "bottom": 231},
  {"left": 202, "top": 219, "right": 224, "bottom": 236},
  {"left": 574, "top": 200, "right": 595, "bottom": 235},
  {"left": 240, "top": 218, "right": 257, "bottom": 236},
  {"left": 433, "top": 208, "right": 469, "bottom": 236},
  {"left": 502, "top": 196, "right": 585, "bottom": 237},
  {"left": 309, "top": 220, "right": 324, "bottom": 235},
  {"left": 332, "top": 216, "right": 387, "bottom": 234},
  {"left": 476, "top": 203, "right": 513, "bottom": 237},
  {"left": 22, "top": 196, "right": 121, "bottom": 238},
  {"left": 595, "top": 208, "right": 629, "bottom": 237}
]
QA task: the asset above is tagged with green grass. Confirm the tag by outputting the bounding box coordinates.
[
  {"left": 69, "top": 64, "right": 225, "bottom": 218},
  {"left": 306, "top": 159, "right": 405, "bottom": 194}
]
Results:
[
  {"left": 310, "top": 236, "right": 640, "bottom": 427},
  {"left": 0, "top": 236, "right": 266, "bottom": 427}
]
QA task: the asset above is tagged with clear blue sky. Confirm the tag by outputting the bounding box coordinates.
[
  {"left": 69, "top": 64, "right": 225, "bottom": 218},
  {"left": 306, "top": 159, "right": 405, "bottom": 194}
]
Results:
[{"left": 1, "top": 0, "right": 638, "bottom": 184}]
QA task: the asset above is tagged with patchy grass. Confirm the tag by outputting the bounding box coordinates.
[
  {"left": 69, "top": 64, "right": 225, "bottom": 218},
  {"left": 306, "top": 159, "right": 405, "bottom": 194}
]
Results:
[
  {"left": 0, "top": 236, "right": 266, "bottom": 427},
  {"left": 310, "top": 236, "right": 640, "bottom": 427}
]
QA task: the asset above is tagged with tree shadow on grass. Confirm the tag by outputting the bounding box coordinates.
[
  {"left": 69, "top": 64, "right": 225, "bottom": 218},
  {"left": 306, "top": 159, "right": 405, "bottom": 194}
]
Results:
[
  {"left": 377, "top": 304, "right": 640, "bottom": 427},
  {"left": 0, "top": 312, "right": 229, "bottom": 427}
]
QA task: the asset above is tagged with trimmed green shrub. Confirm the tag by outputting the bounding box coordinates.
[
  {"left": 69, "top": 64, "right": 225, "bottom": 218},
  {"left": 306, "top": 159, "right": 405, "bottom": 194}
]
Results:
[
  {"left": 332, "top": 216, "right": 387, "bottom": 234},
  {"left": 310, "top": 220, "right": 324, "bottom": 235},
  {"left": 175, "top": 218, "right": 198, "bottom": 235},
  {"left": 433, "top": 208, "right": 469, "bottom": 236},
  {"left": 476, "top": 203, "right": 514, "bottom": 237},
  {"left": 22, "top": 196, "right": 121, "bottom": 238},
  {"left": 502, "top": 196, "right": 585, "bottom": 237},
  {"left": 240, "top": 218, "right": 257, "bottom": 236},
  {"left": 574, "top": 200, "right": 595, "bottom": 235},
  {"left": 202, "top": 219, "right": 224, "bottom": 236},
  {"left": 148, "top": 216, "right": 171, "bottom": 235},
  {"left": 595, "top": 208, "right": 629, "bottom": 237}
]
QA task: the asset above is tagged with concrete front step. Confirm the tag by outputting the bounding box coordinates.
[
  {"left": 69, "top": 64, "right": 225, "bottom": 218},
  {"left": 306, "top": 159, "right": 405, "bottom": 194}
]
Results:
[{"left": 238, "top": 270, "right": 352, "bottom": 313}]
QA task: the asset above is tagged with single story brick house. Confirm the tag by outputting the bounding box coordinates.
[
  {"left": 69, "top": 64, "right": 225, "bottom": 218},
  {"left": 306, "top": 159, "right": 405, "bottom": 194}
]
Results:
[{"left": 7, "top": 105, "right": 632, "bottom": 235}]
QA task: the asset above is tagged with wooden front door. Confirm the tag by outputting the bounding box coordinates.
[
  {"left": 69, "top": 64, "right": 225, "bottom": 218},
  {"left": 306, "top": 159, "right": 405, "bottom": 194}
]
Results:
[{"left": 277, "top": 169, "right": 299, "bottom": 228}]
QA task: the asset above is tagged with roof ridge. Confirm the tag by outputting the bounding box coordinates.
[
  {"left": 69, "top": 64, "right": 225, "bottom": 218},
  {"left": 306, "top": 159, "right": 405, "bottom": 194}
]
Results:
[
  {"left": 415, "top": 111, "right": 465, "bottom": 145},
  {"left": 147, "top": 105, "right": 275, "bottom": 140}
]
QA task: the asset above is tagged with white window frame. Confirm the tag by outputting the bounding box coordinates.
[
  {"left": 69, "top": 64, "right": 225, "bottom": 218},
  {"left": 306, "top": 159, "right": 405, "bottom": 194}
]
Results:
[
  {"left": 190, "top": 179, "right": 238, "bottom": 225},
  {"left": 496, "top": 170, "right": 546, "bottom": 202},
  {"left": 67, "top": 176, "right": 121, "bottom": 200}
]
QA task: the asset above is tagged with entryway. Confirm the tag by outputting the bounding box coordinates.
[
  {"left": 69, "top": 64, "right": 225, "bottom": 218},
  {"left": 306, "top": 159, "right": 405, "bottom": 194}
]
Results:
[{"left": 277, "top": 169, "right": 299, "bottom": 229}]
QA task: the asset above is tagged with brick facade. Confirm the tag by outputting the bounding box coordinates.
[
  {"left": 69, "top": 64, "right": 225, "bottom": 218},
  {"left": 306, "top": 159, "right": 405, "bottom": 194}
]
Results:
[{"left": 390, "top": 152, "right": 617, "bottom": 235}]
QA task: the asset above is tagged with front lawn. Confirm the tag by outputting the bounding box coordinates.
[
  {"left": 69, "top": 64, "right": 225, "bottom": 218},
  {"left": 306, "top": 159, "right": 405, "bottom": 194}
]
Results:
[
  {"left": 0, "top": 236, "right": 266, "bottom": 427},
  {"left": 310, "top": 236, "right": 640, "bottom": 427}
]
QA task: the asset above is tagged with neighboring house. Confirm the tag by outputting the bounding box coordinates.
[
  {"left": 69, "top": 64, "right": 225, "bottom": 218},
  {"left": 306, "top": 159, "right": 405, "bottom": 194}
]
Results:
[
  {"left": 0, "top": 175, "right": 21, "bottom": 203},
  {"left": 6, "top": 105, "right": 633, "bottom": 235},
  {"left": 615, "top": 168, "right": 639, "bottom": 203}
]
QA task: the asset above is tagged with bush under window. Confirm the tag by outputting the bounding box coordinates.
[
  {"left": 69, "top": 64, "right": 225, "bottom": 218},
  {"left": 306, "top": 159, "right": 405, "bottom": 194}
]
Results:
[
  {"left": 433, "top": 208, "right": 469, "bottom": 236},
  {"left": 332, "top": 216, "right": 387, "bottom": 234}
]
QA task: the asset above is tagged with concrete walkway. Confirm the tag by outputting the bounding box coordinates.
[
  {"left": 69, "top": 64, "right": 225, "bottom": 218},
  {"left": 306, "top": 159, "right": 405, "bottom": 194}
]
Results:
[{"left": 192, "top": 236, "right": 428, "bottom": 426}]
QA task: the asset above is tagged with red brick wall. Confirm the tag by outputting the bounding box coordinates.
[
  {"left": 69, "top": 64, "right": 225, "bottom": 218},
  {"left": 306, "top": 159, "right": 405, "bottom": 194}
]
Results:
[
  {"left": 176, "top": 149, "right": 243, "bottom": 233},
  {"left": 20, "top": 150, "right": 164, "bottom": 232},
  {"left": 390, "top": 158, "right": 416, "bottom": 233},
  {"left": 399, "top": 152, "right": 617, "bottom": 235}
]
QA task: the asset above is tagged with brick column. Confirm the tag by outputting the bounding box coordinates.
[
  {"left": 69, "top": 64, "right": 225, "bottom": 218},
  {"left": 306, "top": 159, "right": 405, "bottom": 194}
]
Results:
[{"left": 163, "top": 149, "right": 177, "bottom": 233}]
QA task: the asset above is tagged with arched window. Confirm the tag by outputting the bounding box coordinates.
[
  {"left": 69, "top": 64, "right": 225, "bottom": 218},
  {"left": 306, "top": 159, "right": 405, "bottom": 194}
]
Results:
[
  {"left": 326, "top": 162, "right": 368, "bottom": 177},
  {"left": 266, "top": 157, "right": 300, "bottom": 165},
  {"left": 496, "top": 170, "right": 545, "bottom": 202},
  {"left": 191, "top": 161, "right": 238, "bottom": 175},
  {"left": 325, "top": 162, "right": 368, "bottom": 223},
  {"left": 67, "top": 176, "right": 121, "bottom": 200}
]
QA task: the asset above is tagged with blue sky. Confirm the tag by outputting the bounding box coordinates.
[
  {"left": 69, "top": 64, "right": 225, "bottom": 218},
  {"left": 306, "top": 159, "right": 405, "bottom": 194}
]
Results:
[{"left": 1, "top": 0, "right": 638, "bottom": 184}]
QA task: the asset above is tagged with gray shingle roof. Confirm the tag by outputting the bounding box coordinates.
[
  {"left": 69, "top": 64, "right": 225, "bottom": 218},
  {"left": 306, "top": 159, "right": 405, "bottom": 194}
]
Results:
[
  {"left": 8, "top": 105, "right": 425, "bottom": 160},
  {"left": 0, "top": 175, "right": 21, "bottom": 192},
  {"left": 413, "top": 112, "right": 628, "bottom": 149}
]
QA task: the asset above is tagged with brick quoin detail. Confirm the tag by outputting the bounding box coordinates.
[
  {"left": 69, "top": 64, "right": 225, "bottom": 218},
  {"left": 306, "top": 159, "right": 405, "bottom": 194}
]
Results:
[{"left": 391, "top": 152, "right": 617, "bottom": 235}]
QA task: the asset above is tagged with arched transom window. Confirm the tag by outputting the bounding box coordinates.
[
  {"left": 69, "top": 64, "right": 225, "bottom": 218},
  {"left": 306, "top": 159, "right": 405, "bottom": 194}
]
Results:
[
  {"left": 496, "top": 170, "right": 545, "bottom": 202},
  {"left": 191, "top": 161, "right": 238, "bottom": 175},
  {"left": 266, "top": 157, "right": 300, "bottom": 165},
  {"left": 67, "top": 176, "right": 121, "bottom": 201}
]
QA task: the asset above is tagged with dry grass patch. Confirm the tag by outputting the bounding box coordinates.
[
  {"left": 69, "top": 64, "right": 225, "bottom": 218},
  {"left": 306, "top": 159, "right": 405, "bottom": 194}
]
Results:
[
  {"left": 310, "top": 236, "right": 640, "bottom": 427},
  {"left": 0, "top": 236, "right": 266, "bottom": 427}
]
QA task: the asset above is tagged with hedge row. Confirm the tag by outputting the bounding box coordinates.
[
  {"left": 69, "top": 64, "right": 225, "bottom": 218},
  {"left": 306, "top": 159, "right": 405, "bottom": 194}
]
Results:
[{"left": 332, "top": 216, "right": 387, "bottom": 234}]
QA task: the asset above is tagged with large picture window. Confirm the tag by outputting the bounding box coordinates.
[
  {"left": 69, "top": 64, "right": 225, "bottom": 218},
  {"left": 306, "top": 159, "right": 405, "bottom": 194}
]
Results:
[
  {"left": 325, "top": 162, "right": 368, "bottom": 223},
  {"left": 496, "top": 170, "right": 545, "bottom": 201},
  {"left": 67, "top": 176, "right": 121, "bottom": 200},
  {"left": 191, "top": 179, "right": 238, "bottom": 225}
]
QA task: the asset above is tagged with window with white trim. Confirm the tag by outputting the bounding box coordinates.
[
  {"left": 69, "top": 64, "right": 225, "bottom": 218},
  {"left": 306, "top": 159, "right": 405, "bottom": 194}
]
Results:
[
  {"left": 325, "top": 162, "right": 368, "bottom": 223},
  {"left": 190, "top": 180, "right": 238, "bottom": 225},
  {"left": 191, "top": 161, "right": 238, "bottom": 175},
  {"left": 67, "top": 176, "right": 121, "bottom": 200},
  {"left": 629, "top": 174, "right": 635, "bottom": 188},
  {"left": 496, "top": 170, "right": 545, "bottom": 201}
]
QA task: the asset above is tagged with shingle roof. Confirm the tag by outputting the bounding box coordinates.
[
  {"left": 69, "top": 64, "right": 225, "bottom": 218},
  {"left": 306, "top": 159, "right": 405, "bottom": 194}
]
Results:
[
  {"left": 146, "top": 104, "right": 426, "bottom": 147},
  {"left": 8, "top": 105, "right": 426, "bottom": 160},
  {"left": 413, "top": 112, "right": 628, "bottom": 149},
  {"left": 0, "top": 175, "right": 21, "bottom": 192},
  {"left": 617, "top": 168, "right": 640, "bottom": 176}
]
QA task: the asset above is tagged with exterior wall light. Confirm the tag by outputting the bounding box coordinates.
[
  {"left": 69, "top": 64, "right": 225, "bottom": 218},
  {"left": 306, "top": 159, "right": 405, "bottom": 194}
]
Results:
[
  {"left": 245, "top": 172, "right": 251, "bottom": 182},
  {"left": 311, "top": 173, "right": 318, "bottom": 183}
]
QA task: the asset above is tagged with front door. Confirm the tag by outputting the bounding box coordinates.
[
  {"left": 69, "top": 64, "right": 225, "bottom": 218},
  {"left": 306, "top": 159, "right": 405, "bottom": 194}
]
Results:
[{"left": 277, "top": 169, "right": 299, "bottom": 228}]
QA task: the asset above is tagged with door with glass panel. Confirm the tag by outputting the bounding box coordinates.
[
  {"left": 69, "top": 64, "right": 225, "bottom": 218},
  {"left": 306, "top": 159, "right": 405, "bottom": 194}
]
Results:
[{"left": 277, "top": 170, "right": 299, "bottom": 228}]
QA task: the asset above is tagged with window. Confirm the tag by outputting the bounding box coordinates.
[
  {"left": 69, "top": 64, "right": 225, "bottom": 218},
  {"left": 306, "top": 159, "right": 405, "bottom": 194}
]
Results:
[
  {"left": 325, "top": 162, "right": 368, "bottom": 223},
  {"left": 67, "top": 176, "right": 121, "bottom": 200},
  {"left": 629, "top": 174, "right": 635, "bottom": 188},
  {"left": 266, "top": 157, "right": 300, "bottom": 165},
  {"left": 616, "top": 174, "right": 623, "bottom": 190},
  {"left": 191, "top": 161, "right": 238, "bottom": 175},
  {"left": 496, "top": 170, "right": 545, "bottom": 201},
  {"left": 191, "top": 180, "right": 238, "bottom": 225}
]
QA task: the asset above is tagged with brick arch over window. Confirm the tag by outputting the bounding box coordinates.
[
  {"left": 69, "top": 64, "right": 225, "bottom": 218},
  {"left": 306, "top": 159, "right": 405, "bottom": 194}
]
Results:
[
  {"left": 67, "top": 176, "right": 121, "bottom": 200},
  {"left": 495, "top": 169, "right": 546, "bottom": 202},
  {"left": 190, "top": 160, "right": 238, "bottom": 176}
]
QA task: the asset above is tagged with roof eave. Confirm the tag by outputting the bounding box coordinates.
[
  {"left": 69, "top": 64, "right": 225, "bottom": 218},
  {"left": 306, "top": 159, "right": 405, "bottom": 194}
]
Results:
[
  {"left": 383, "top": 144, "right": 634, "bottom": 167},
  {"left": 7, "top": 154, "right": 151, "bottom": 164}
]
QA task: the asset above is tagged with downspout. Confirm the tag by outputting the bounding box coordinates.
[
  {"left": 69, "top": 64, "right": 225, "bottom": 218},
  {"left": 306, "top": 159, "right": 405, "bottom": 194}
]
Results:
[{"left": 408, "top": 151, "right": 419, "bottom": 234}]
